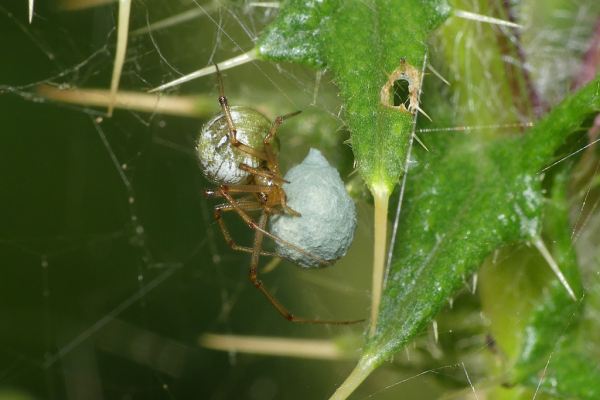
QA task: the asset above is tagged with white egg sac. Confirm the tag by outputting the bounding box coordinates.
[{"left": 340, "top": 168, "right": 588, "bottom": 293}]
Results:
[{"left": 269, "top": 149, "right": 357, "bottom": 268}]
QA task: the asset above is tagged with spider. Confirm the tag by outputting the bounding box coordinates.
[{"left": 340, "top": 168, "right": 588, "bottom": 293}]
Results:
[{"left": 197, "top": 66, "right": 363, "bottom": 324}]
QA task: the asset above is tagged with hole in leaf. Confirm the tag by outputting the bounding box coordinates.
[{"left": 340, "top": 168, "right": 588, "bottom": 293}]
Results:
[{"left": 392, "top": 79, "right": 410, "bottom": 108}]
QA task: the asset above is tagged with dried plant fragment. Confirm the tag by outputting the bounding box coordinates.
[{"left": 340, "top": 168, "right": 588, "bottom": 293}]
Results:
[{"left": 380, "top": 59, "right": 423, "bottom": 115}]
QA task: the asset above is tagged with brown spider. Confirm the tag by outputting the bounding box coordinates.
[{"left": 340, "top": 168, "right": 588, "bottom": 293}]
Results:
[{"left": 197, "top": 66, "right": 363, "bottom": 324}]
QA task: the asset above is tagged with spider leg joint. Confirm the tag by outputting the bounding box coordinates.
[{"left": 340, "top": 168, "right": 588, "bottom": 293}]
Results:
[{"left": 203, "top": 188, "right": 217, "bottom": 197}]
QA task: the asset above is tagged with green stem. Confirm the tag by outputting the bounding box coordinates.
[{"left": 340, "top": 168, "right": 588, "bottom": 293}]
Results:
[
  {"left": 328, "top": 356, "right": 377, "bottom": 400},
  {"left": 369, "top": 189, "right": 390, "bottom": 337}
]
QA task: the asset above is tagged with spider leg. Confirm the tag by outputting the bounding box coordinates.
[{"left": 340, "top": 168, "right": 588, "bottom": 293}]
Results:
[
  {"left": 216, "top": 187, "right": 330, "bottom": 266},
  {"left": 263, "top": 111, "right": 301, "bottom": 170},
  {"left": 239, "top": 163, "right": 298, "bottom": 216},
  {"left": 250, "top": 210, "right": 364, "bottom": 324},
  {"left": 280, "top": 200, "right": 301, "bottom": 217},
  {"left": 238, "top": 163, "right": 289, "bottom": 184},
  {"left": 204, "top": 184, "right": 274, "bottom": 198},
  {"left": 215, "top": 64, "right": 269, "bottom": 162},
  {"left": 212, "top": 199, "right": 284, "bottom": 258}
]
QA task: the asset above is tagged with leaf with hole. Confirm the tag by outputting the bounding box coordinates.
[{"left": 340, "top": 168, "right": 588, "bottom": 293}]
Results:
[
  {"left": 258, "top": 0, "right": 452, "bottom": 194},
  {"left": 330, "top": 76, "right": 600, "bottom": 399}
]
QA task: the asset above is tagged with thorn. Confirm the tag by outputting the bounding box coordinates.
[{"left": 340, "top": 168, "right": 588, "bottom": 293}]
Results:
[
  {"left": 427, "top": 63, "right": 450, "bottom": 86},
  {"left": 412, "top": 133, "right": 429, "bottom": 152},
  {"left": 108, "top": 0, "right": 132, "bottom": 116},
  {"left": 472, "top": 272, "right": 478, "bottom": 294},
  {"left": 130, "top": 8, "right": 209, "bottom": 36},
  {"left": 416, "top": 106, "right": 433, "bottom": 122},
  {"left": 532, "top": 237, "right": 577, "bottom": 300},
  {"left": 149, "top": 50, "right": 258, "bottom": 93},
  {"left": 453, "top": 9, "right": 523, "bottom": 29},
  {"left": 492, "top": 249, "right": 499, "bottom": 264},
  {"left": 261, "top": 258, "right": 281, "bottom": 274},
  {"left": 249, "top": 2, "right": 281, "bottom": 8},
  {"left": 432, "top": 319, "right": 439, "bottom": 344}
]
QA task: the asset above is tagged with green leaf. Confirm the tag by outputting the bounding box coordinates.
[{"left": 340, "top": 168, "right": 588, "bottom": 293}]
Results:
[
  {"left": 257, "top": 0, "right": 452, "bottom": 194},
  {"left": 256, "top": 2, "right": 600, "bottom": 398},
  {"left": 509, "top": 164, "right": 600, "bottom": 399},
  {"left": 530, "top": 350, "right": 600, "bottom": 399},
  {"left": 361, "top": 76, "right": 600, "bottom": 370}
]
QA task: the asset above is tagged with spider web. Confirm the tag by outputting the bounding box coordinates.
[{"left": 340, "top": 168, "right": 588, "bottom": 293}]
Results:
[{"left": 0, "top": 0, "right": 599, "bottom": 399}]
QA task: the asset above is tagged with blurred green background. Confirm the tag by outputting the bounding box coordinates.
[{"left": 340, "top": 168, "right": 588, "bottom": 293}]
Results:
[{"left": 1, "top": 0, "right": 599, "bottom": 399}]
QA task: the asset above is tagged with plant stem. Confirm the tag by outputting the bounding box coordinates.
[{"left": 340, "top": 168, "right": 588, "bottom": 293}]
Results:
[
  {"left": 108, "top": 0, "right": 131, "bottom": 116},
  {"left": 199, "top": 334, "right": 355, "bottom": 360},
  {"left": 328, "top": 356, "right": 376, "bottom": 400},
  {"left": 369, "top": 189, "right": 390, "bottom": 337},
  {"left": 37, "top": 85, "right": 213, "bottom": 117}
]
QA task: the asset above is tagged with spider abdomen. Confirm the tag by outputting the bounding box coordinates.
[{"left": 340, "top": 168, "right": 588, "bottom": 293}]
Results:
[{"left": 196, "top": 106, "right": 279, "bottom": 185}]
